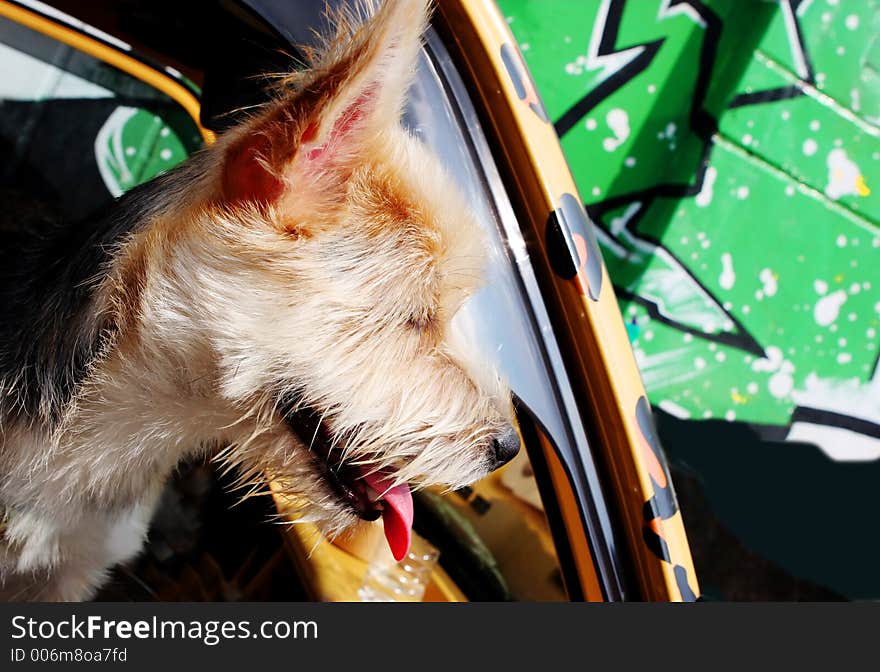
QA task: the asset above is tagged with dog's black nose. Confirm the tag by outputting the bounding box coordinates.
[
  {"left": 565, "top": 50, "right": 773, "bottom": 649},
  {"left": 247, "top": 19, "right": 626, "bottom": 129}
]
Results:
[{"left": 491, "top": 426, "right": 521, "bottom": 470}]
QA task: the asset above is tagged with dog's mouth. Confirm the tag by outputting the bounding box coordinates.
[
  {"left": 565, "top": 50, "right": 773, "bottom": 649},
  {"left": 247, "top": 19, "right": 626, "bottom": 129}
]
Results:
[{"left": 283, "top": 404, "right": 413, "bottom": 561}]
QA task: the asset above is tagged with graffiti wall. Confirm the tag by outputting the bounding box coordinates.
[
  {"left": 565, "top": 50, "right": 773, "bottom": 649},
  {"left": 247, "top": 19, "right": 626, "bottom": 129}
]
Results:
[{"left": 499, "top": 0, "right": 879, "bottom": 598}]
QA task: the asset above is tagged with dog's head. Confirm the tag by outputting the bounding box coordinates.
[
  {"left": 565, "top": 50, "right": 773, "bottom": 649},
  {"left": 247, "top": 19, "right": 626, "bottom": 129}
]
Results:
[{"left": 176, "top": 0, "right": 517, "bottom": 554}]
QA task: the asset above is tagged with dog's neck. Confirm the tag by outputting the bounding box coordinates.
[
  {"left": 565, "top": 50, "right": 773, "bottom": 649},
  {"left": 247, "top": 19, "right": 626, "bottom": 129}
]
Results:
[{"left": 0, "top": 166, "right": 197, "bottom": 424}]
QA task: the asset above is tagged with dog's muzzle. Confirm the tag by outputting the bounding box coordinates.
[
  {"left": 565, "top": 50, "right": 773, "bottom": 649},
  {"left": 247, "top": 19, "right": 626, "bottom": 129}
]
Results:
[{"left": 282, "top": 400, "right": 381, "bottom": 521}]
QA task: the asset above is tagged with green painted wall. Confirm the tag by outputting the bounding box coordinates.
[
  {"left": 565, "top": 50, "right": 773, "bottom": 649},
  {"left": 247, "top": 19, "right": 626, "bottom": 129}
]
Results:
[{"left": 500, "top": 0, "right": 880, "bottom": 598}]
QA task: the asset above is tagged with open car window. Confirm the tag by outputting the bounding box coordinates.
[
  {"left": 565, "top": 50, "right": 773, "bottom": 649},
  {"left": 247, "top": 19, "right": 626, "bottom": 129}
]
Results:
[{"left": 395, "top": 37, "right": 612, "bottom": 601}]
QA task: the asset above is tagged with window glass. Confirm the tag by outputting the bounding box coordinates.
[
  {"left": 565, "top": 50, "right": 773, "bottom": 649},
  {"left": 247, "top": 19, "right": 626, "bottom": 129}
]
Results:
[
  {"left": 402, "top": 46, "right": 571, "bottom": 600},
  {"left": 0, "top": 15, "right": 202, "bottom": 220}
]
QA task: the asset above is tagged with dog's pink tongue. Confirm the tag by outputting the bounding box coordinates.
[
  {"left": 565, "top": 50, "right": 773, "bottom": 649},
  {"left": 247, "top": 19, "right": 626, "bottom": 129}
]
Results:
[{"left": 362, "top": 471, "right": 413, "bottom": 561}]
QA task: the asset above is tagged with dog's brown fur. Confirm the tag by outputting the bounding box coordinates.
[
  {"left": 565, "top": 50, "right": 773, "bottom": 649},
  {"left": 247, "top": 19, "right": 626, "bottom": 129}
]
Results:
[{"left": 0, "top": 0, "right": 514, "bottom": 600}]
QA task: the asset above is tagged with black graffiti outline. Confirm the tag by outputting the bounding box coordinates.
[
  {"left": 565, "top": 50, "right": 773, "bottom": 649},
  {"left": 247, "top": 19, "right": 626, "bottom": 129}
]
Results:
[
  {"left": 869, "top": 332, "right": 880, "bottom": 380},
  {"left": 595, "top": 201, "right": 765, "bottom": 356},
  {"left": 728, "top": 0, "right": 814, "bottom": 109},
  {"left": 560, "top": 0, "right": 817, "bottom": 358},
  {"left": 554, "top": 0, "right": 664, "bottom": 138},
  {"left": 616, "top": 288, "right": 765, "bottom": 357},
  {"left": 560, "top": 0, "right": 880, "bottom": 446},
  {"left": 558, "top": 1, "right": 768, "bottom": 355},
  {"left": 581, "top": 0, "right": 720, "bottom": 212},
  {"left": 791, "top": 406, "right": 880, "bottom": 440}
]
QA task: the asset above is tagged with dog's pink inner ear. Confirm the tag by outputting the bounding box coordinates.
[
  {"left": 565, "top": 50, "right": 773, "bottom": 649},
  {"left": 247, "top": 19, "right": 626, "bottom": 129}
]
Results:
[
  {"left": 301, "top": 88, "right": 377, "bottom": 164},
  {"left": 222, "top": 135, "right": 285, "bottom": 204}
]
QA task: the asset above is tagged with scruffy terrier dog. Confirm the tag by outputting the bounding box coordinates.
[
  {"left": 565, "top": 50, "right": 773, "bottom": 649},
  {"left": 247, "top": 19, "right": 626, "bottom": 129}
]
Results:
[{"left": 0, "top": 0, "right": 518, "bottom": 601}]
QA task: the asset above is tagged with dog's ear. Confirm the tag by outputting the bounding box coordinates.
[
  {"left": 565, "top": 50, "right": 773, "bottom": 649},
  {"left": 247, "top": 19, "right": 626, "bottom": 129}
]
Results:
[{"left": 222, "top": 0, "right": 430, "bottom": 204}]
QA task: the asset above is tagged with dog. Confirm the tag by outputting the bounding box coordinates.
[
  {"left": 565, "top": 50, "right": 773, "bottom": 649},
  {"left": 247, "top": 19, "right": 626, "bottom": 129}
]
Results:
[{"left": 0, "top": 0, "right": 519, "bottom": 601}]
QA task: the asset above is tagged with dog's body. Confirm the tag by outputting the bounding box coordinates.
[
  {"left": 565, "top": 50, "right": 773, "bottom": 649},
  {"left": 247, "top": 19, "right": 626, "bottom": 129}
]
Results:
[{"left": 0, "top": 0, "right": 516, "bottom": 601}]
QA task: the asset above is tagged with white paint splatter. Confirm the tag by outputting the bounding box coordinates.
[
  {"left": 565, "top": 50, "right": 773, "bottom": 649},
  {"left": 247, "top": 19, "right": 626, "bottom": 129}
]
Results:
[
  {"left": 803, "top": 138, "right": 818, "bottom": 156},
  {"left": 814, "top": 279, "right": 828, "bottom": 295},
  {"left": 760, "top": 268, "right": 778, "bottom": 297},
  {"left": 719, "top": 252, "right": 736, "bottom": 290},
  {"left": 585, "top": 118, "right": 597, "bottom": 130},
  {"left": 810, "top": 120, "right": 821, "bottom": 131},
  {"left": 769, "top": 371, "right": 794, "bottom": 398},
  {"left": 825, "top": 148, "right": 869, "bottom": 199},
  {"left": 659, "top": 400, "right": 691, "bottom": 419},
  {"left": 845, "top": 14, "right": 859, "bottom": 30},
  {"left": 565, "top": 54, "right": 587, "bottom": 76},
  {"left": 752, "top": 346, "right": 784, "bottom": 372},
  {"left": 836, "top": 234, "right": 848, "bottom": 247},
  {"left": 736, "top": 186, "right": 749, "bottom": 199},
  {"left": 814, "top": 289, "right": 847, "bottom": 326},
  {"left": 696, "top": 166, "right": 717, "bottom": 207},
  {"left": 751, "top": 346, "right": 797, "bottom": 399},
  {"left": 603, "top": 108, "right": 630, "bottom": 152},
  {"left": 624, "top": 156, "right": 636, "bottom": 167}
]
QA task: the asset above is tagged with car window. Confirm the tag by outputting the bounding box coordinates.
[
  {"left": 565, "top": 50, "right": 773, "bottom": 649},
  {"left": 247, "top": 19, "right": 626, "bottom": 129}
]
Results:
[
  {"left": 401, "top": 38, "right": 606, "bottom": 601},
  {"left": 0, "top": 14, "right": 202, "bottom": 221}
]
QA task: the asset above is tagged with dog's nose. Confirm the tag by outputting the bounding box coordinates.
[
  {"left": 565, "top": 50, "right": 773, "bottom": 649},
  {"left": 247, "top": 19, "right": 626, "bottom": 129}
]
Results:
[{"left": 491, "top": 426, "right": 521, "bottom": 470}]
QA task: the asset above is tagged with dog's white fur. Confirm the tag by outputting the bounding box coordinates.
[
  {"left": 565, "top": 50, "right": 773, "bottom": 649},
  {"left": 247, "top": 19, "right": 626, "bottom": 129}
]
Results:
[{"left": 0, "top": 0, "right": 513, "bottom": 601}]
